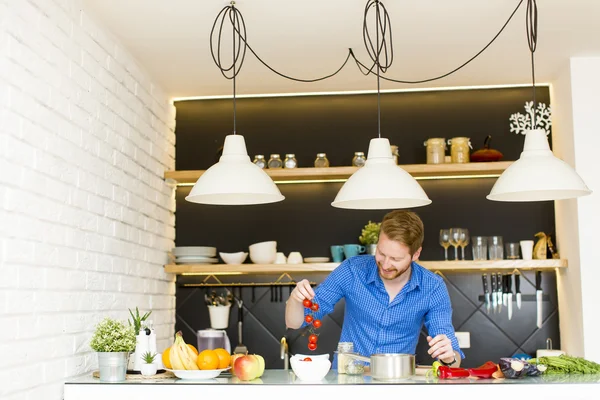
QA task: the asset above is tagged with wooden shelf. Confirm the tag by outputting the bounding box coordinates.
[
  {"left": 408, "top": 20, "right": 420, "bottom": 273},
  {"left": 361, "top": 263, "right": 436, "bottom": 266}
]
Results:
[
  {"left": 164, "top": 161, "right": 513, "bottom": 184},
  {"left": 165, "top": 259, "right": 567, "bottom": 275}
]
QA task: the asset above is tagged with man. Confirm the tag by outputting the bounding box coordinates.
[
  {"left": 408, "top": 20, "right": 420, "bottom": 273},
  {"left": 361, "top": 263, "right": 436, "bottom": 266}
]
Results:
[{"left": 285, "top": 210, "right": 464, "bottom": 367}]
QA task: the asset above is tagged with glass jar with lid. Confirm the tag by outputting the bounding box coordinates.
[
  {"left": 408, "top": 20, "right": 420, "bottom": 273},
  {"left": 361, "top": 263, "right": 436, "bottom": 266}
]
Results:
[
  {"left": 336, "top": 342, "right": 354, "bottom": 374},
  {"left": 314, "top": 153, "right": 330, "bottom": 168},
  {"left": 448, "top": 137, "right": 472, "bottom": 163},
  {"left": 352, "top": 152, "right": 366, "bottom": 167},
  {"left": 267, "top": 154, "right": 283, "bottom": 169},
  {"left": 390, "top": 145, "right": 399, "bottom": 165},
  {"left": 424, "top": 138, "right": 447, "bottom": 164},
  {"left": 253, "top": 155, "right": 266, "bottom": 169},
  {"left": 284, "top": 154, "right": 297, "bottom": 169}
]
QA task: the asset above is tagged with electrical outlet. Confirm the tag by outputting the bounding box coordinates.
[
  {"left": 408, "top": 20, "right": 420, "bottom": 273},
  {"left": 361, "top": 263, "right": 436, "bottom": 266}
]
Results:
[{"left": 455, "top": 331, "right": 470, "bottom": 348}]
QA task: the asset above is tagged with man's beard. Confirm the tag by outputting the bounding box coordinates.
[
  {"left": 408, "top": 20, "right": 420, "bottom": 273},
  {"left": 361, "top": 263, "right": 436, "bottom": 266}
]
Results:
[{"left": 377, "top": 261, "right": 411, "bottom": 281}]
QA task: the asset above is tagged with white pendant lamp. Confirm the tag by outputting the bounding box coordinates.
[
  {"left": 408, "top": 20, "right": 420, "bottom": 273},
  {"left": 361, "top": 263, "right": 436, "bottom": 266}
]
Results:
[
  {"left": 186, "top": 134, "right": 284, "bottom": 205},
  {"left": 332, "top": 0, "right": 430, "bottom": 210},
  {"left": 332, "top": 137, "right": 431, "bottom": 209},
  {"left": 488, "top": 0, "right": 591, "bottom": 202},
  {"left": 487, "top": 129, "right": 591, "bottom": 202},
  {"left": 186, "top": 4, "right": 284, "bottom": 206}
]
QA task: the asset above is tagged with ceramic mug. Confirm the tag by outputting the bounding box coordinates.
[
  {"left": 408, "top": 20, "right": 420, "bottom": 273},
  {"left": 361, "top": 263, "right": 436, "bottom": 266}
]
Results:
[
  {"left": 343, "top": 244, "right": 366, "bottom": 258},
  {"left": 330, "top": 245, "right": 345, "bottom": 262}
]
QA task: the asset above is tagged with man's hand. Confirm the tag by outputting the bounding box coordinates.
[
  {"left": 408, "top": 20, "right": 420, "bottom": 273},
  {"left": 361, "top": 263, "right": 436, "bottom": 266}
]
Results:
[
  {"left": 290, "top": 279, "right": 315, "bottom": 303},
  {"left": 285, "top": 279, "right": 315, "bottom": 329},
  {"left": 427, "top": 334, "right": 455, "bottom": 364}
]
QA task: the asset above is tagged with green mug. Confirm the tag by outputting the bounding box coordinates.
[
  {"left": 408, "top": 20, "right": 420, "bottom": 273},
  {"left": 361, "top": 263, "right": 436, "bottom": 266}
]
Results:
[{"left": 343, "top": 244, "right": 366, "bottom": 258}]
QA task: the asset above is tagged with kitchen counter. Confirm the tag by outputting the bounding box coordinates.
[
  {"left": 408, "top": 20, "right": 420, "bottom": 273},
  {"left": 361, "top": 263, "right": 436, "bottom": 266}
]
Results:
[{"left": 65, "top": 369, "right": 600, "bottom": 400}]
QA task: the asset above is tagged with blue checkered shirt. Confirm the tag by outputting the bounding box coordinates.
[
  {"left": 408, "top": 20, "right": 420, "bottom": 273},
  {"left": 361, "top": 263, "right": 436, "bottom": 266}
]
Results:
[{"left": 304, "top": 255, "right": 465, "bottom": 366}]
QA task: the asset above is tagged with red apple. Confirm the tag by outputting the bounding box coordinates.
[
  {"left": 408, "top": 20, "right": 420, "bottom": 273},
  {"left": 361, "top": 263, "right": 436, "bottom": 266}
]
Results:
[{"left": 233, "top": 355, "right": 260, "bottom": 381}]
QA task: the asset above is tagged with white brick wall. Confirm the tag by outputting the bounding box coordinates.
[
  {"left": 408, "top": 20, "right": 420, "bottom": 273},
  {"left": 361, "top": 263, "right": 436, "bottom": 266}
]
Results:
[{"left": 0, "top": 1, "right": 177, "bottom": 398}]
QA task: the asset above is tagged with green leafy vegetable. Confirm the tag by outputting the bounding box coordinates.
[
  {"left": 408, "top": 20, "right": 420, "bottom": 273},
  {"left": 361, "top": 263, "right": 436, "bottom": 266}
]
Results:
[{"left": 529, "top": 355, "right": 600, "bottom": 375}]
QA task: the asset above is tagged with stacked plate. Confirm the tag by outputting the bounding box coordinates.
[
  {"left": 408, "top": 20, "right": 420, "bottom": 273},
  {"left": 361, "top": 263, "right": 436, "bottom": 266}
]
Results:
[{"left": 173, "top": 246, "right": 218, "bottom": 264}]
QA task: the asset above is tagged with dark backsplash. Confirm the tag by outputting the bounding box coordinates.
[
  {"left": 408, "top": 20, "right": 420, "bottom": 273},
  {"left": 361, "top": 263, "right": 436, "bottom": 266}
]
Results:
[{"left": 173, "top": 87, "right": 558, "bottom": 369}]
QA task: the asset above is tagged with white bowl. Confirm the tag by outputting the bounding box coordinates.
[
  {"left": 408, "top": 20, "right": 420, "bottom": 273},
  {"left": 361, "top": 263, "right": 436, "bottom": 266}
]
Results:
[
  {"left": 219, "top": 252, "right": 248, "bottom": 264},
  {"left": 249, "top": 241, "right": 277, "bottom": 264},
  {"left": 291, "top": 357, "right": 331, "bottom": 381},
  {"left": 292, "top": 353, "right": 330, "bottom": 361},
  {"left": 166, "top": 367, "right": 230, "bottom": 380}
]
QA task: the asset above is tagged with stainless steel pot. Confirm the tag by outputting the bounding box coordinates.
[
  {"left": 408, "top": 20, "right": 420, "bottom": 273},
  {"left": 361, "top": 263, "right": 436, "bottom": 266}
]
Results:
[{"left": 346, "top": 353, "right": 415, "bottom": 381}]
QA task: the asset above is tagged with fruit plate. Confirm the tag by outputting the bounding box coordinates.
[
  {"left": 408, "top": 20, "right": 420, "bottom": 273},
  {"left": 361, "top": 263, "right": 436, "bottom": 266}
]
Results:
[{"left": 166, "top": 367, "right": 230, "bottom": 380}]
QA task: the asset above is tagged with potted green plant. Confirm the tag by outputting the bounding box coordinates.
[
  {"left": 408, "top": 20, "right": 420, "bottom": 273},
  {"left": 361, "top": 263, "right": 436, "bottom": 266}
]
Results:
[
  {"left": 90, "top": 317, "right": 136, "bottom": 382},
  {"left": 140, "top": 351, "right": 158, "bottom": 376},
  {"left": 129, "top": 307, "right": 152, "bottom": 372},
  {"left": 359, "top": 221, "right": 381, "bottom": 255}
]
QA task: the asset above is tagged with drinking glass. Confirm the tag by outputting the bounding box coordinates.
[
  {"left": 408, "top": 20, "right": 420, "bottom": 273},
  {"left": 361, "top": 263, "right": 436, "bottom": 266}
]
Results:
[
  {"left": 449, "top": 228, "right": 462, "bottom": 261},
  {"left": 439, "top": 229, "right": 451, "bottom": 261},
  {"left": 505, "top": 243, "right": 520, "bottom": 259},
  {"left": 472, "top": 236, "right": 487, "bottom": 260},
  {"left": 488, "top": 236, "right": 504, "bottom": 260},
  {"left": 458, "top": 229, "right": 470, "bottom": 260}
]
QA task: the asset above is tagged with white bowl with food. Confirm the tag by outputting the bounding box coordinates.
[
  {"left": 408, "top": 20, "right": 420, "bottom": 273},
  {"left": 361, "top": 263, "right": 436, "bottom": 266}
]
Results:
[
  {"left": 290, "top": 356, "right": 331, "bottom": 381},
  {"left": 219, "top": 252, "right": 248, "bottom": 264},
  {"left": 249, "top": 241, "right": 277, "bottom": 264}
]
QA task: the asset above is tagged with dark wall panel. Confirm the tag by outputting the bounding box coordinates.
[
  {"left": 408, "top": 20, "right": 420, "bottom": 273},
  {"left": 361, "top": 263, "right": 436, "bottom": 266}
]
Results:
[{"left": 173, "top": 87, "right": 557, "bottom": 369}]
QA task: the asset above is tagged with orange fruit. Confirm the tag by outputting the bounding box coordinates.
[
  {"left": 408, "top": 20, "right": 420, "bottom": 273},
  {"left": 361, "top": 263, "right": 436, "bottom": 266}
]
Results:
[
  {"left": 162, "top": 344, "right": 198, "bottom": 369},
  {"left": 196, "top": 349, "right": 220, "bottom": 370},
  {"left": 214, "top": 348, "right": 231, "bottom": 370}
]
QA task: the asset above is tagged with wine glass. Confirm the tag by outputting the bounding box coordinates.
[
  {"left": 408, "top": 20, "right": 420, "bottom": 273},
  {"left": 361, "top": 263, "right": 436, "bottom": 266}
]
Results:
[
  {"left": 459, "top": 228, "right": 470, "bottom": 260},
  {"left": 449, "top": 228, "right": 461, "bottom": 261},
  {"left": 439, "top": 229, "right": 451, "bottom": 261}
]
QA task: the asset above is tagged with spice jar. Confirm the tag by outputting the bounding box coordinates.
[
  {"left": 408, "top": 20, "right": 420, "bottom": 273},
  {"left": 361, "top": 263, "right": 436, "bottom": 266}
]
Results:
[
  {"left": 284, "top": 154, "right": 297, "bottom": 169},
  {"left": 352, "top": 152, "right": 366, "bottom": 167},
  {"left": 448, "top": 137, "right": 472, "bottom": 163},
  {"left": 390, "top": 145, "right": 399, "bottom": 165},
  {"left": 424, "top": 138, "right": 446, "bottom": 164},
  {"left": 267, "top": 154, "right": 283, "bottom": 169},
  {"left": 336, "top": 342, "right": 354, "bottom": 374},
  {"left": 253, "top": 155, "right": 266, "bottom": 169},
  {"left": 314, "top": 153, "right": 330, "bottom": 168}
]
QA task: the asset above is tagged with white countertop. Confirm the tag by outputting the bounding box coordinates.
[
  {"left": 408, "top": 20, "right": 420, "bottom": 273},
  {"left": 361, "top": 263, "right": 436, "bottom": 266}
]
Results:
[{"left": 64, "top": 369, "right": 600, "bottom": 400}]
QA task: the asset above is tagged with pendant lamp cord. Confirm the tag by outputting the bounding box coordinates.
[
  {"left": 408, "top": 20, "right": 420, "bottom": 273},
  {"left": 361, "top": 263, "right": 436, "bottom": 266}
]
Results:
[
  {"left": 526, "top": 0, "right": 538, "bottom": 127},
  {"left": 363, "top": 0, "right": 393, "bottom": 138},
  {"left": 232, "top": 3, "right": 237, "bottom": 134},
  {"left": 210, "top": 0, "right": 526, "bottom": 87}
]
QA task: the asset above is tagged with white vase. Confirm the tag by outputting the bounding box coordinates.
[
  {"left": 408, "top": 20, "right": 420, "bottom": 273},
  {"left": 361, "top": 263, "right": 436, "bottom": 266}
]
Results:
[
  {"left": 140, "top": 363, "right": 157, "bottom": 376},
  {"left": 133, "top": 333, "right": 149, "bottom": 371}
]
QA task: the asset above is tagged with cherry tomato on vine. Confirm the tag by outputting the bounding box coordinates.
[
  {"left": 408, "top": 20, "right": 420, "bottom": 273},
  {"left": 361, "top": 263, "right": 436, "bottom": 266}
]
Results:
[
  {"left": 302, "top": 357, "right": 312, "bottom": 362},
  {"left": 311, "top": 303, "right": 319, "bottom": 312},
  {"left": 307, "top": 342, "right": 317, "bottom": 351},
  {"left": 305, "top": 315, "right": 313, "bottom": 323},
  {"left": 303, "top": 299, "right": 312, "bottom": 308},
  {"left": 313, "top": 319, "right": 322, "bottom": 328},
  {"left": 308, "top": 334, "right": 318, "bottom": 343}
]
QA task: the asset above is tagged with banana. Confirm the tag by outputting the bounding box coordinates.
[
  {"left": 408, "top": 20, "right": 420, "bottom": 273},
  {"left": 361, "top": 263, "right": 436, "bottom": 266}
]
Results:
[
  {"left": 171, "top": 331, "right": 199, "bottom": 370},
  {"left": 169, "top": 342, "right": 185, "bottom": 370}
]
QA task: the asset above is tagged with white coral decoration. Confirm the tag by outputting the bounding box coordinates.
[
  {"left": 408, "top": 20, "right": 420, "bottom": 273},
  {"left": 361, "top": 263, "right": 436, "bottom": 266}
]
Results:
[{"left": 509, "top": 101, "right": 552, "bottom": 135}]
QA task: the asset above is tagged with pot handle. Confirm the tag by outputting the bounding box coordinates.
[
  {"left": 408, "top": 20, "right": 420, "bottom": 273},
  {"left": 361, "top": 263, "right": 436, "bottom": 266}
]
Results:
[{"left": 344, "top": 353, "right": 371, "bottom": 363}]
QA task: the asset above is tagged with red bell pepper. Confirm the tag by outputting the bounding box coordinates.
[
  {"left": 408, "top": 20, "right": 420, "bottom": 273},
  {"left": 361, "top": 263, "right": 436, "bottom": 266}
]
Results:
[
  {"left": 467, "top": 361, "right": 497, "bottom": 379},
  {"left": 437, "top": 365, "right": 471, "bottom": 379}
]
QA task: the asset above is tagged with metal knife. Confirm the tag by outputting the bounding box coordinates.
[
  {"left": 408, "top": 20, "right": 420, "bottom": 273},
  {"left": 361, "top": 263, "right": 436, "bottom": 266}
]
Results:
[
  {"left": 536, "top": 271, "right": 543, "bottom": 328},
  {"left": 515, "top": 273, "right": 522, "bottom": 309},
  {"left": 502, "top": 275, "right": 508, "bottom": 310},
  {"left": 497, "top": 272, "right": 503, "bottom": 310},
  {"left": 482, "top": 274, "right": 490, "bottom": 314},
  {"left": 491, "top": 273, "right": 498, "bottom": 313},
  {"left": 507, "top": 273, "right": 513, "bottom": 320}
]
